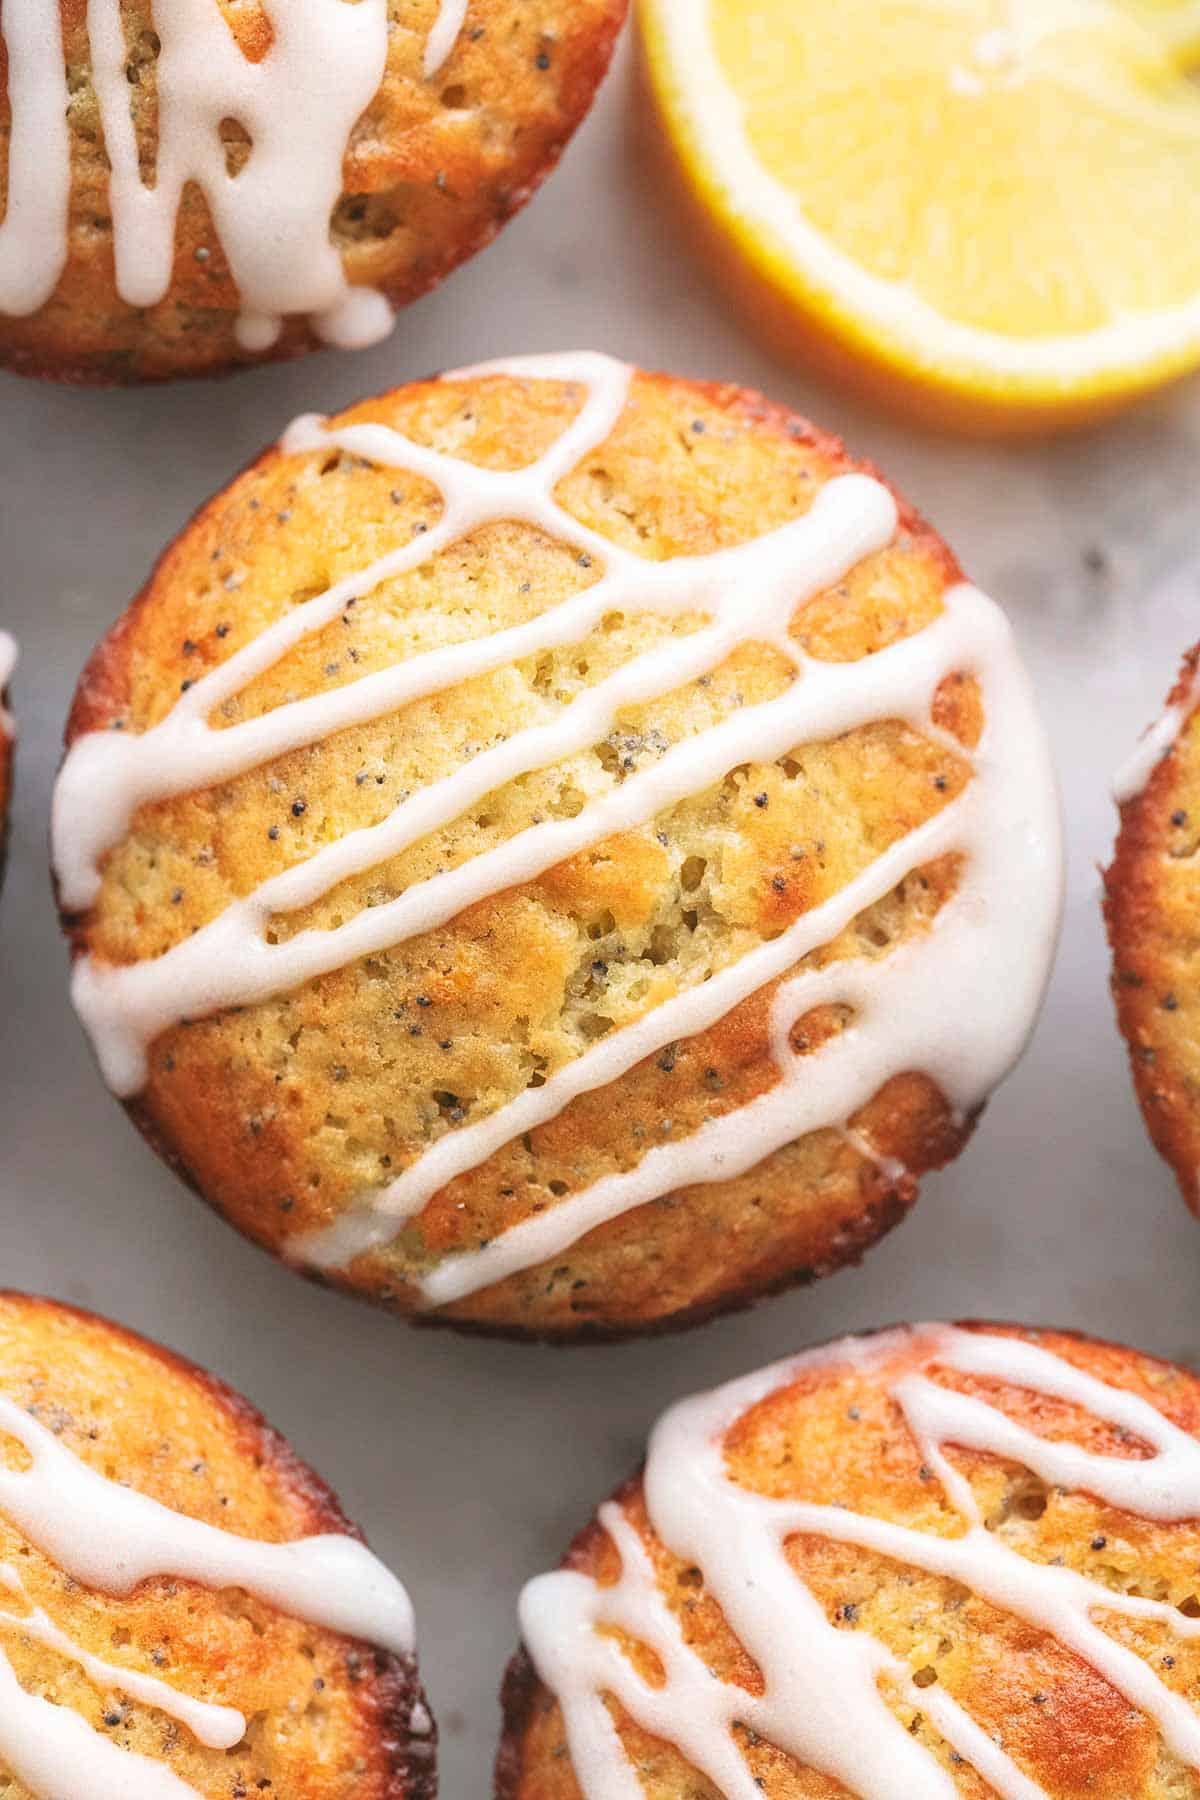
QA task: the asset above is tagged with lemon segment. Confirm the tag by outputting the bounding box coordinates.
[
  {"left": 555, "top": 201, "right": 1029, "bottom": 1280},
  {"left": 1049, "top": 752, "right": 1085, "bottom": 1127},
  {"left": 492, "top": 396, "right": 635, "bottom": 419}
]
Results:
[{"left": 639, "top": 0, "right": 1200, "bottom": 430}]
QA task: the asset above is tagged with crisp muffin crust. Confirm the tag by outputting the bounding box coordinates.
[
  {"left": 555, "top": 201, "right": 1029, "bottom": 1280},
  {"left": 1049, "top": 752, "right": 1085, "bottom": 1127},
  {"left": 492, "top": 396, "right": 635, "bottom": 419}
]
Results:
[
  {"left": 61, "top": 364, "right": 1015, "bottom": 1338},
  {"left": 1106, "top": 649, "right": 1200, "bottom": 1214},
  {"left": 498, "top": 1322, "right": 1200, "bottom": 1799},
  {"left": 0, "top": 0, "right": 626, "bottom": 382},
  {"left": 0, "top": 1292, "right": 434, "bottom": 1798}
]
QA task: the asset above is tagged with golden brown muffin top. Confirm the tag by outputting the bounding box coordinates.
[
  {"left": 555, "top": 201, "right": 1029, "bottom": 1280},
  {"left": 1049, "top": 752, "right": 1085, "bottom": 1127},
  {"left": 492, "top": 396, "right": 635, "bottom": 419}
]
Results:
[
  {"left": 502, "top": 1322, "right": 1200, "bottom": 1800},
  {"left": 1106, "top": 649, "right": 1200, "bottom": 1215},
  {"left": 0, "top": 0, "right": 625, "bottom": 381},
  {"left": 54, "top": 355, "right": 1061, "bottom": 1339},
  {"left": 0, "top": 1292, "right": 430, "bottom": 1799}
]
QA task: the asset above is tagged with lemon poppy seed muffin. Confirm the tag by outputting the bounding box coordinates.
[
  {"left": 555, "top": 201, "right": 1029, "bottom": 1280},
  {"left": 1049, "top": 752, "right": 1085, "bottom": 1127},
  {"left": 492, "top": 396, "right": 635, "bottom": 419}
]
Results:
[
  {"left": 1106, "top": 647, "right": 1200, "bottom": 1212},
  {"left": 53, "top": 353, "right": 1062, "bottom": 1339},
  {"left": 0, "top": 1291, "right": 432, "bottom": 1798},
  {"left": 0, "top": 0, "right": 625, "bottom": 383},
  {"left": 501, "top": 1322, "right": 1200, "bottom": 1799}
]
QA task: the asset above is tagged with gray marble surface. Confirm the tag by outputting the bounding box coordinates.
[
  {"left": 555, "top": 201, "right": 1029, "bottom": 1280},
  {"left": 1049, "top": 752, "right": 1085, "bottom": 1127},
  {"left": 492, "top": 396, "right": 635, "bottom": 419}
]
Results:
[{"left": 3, "top": 27, "right": 1200, "bottom": 1794}]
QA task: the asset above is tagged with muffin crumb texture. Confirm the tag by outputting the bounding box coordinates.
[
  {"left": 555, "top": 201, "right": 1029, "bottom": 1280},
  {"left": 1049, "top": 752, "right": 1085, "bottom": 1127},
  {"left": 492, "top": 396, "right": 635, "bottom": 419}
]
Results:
[
  {"left": 501, "top": 1322, "right": 1200, "bottom": 1798},
  {"left": 0, "top": 1293, "right": 432, "bottom": 1798},
  {"left": 55, "top": 356, "right": 1060, "bottom": 1337}
]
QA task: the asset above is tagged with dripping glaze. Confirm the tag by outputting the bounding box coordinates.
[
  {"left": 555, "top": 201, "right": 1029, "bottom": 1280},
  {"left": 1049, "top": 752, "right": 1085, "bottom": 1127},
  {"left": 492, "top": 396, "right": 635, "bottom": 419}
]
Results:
[
  {"left": 0, "top": 0, "right": 468, "bottom": 349},
  {"left": 1114, "top": 662, "right": 1200, "bottom": 805},
  {"left": 52, "top": 352, "right": 1063, "bottom": 1307},
  {"left": 521, "top": 1326, "right": 1200, "bottom": 1800},
  {"left": 0, "top": 1387, "right": 415, "bottom": 1800}
]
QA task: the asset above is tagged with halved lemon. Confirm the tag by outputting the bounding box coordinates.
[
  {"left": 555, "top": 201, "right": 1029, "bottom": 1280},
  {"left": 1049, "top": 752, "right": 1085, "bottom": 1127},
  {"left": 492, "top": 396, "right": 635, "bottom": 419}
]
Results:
[{"left": 638, "top": 0, "right": 1200, "bottom": 433}]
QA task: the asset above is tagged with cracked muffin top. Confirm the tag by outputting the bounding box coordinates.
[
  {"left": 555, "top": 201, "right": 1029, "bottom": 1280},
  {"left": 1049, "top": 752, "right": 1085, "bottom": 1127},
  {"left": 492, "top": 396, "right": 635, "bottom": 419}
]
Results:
[
  {"left": 53, "top": 352, "right": 1061, "bottom": 1339},
  {"left": 502, "top": 1321, "right": 1200, "bottom": 1799},
  {"left": 0, "top": 1291, "right": 431, "bottom": 1799},
  {"left": 0, "top": 0, "right": 625, "bottom": 381}
]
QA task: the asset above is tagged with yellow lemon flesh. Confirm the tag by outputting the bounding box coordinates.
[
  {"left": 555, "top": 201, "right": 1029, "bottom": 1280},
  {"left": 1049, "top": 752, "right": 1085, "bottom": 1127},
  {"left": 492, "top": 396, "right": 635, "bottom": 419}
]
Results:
[{"left": 639, "top": 0, "right": 1200, "bottom": 433}]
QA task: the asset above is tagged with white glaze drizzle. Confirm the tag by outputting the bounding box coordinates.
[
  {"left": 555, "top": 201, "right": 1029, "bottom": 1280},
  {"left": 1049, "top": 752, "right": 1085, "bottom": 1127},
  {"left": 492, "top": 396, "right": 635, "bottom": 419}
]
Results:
[
  {"left": 52, "top": 352, "right": 1063, "bottom": 1306},
  {"left": 521, "top": 1326, "right": 1200, "bottom": 1799},
  {"left": 0, "top": 1648, "right": 201, "bottom": 1800},
  {"left": 0, "top": 0, "right": 467, "bottom": 348},
  {"left": 0, "top": 1562, "right": 245, "bottom": 1749},
  {"left": 424, "top": 0, "right": 469, "bottom": 77},
  {"left": 0, "top": 1387, "right": 415, "bottom": 1798},
  {"left": 0, "top": 0, "right": 70, "bottom": 313},
  {"left": 0, "top": 1392, "right": 414, "bottom": 1655},
  {"left": 66, "top": 472, "right": 899, "bottom": 1088},
  {"left": 1114, "top": 664, "right": 1200, "bottom": 804},
  {"left": 0, "top": 631, "right": 15, "bottom": 739}
]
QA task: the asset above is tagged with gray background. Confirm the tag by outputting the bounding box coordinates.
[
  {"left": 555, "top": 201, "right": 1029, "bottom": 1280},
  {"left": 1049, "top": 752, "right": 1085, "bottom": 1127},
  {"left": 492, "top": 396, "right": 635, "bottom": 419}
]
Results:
[{"left": 3, "top": 27, "right": 1200, "bottom": 1793}]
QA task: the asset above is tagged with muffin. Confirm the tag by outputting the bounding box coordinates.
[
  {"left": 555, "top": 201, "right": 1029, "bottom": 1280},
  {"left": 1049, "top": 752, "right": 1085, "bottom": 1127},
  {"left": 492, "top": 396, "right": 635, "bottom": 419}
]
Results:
[
  {"left": 52, "top": 351, "right": 1063, "bottom": 1339},
  {"left": 500, "top": 1321, "right": 1200, "bottom": 1798},
  {"left": 0, "top": 0, "right": 625, "bottom": 383},
  {"left": 1105, "top": 646, "right": 1200, "bottom": 1211},
  {"left": 0, "top": 632, "right": 13, "bottom": 879},
  {"left": 0, "top": 1291, "right": 433, "bottom": 1798}
]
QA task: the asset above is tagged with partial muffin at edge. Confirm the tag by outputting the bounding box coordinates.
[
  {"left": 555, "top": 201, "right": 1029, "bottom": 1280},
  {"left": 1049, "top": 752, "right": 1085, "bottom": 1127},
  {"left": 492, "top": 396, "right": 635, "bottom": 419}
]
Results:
[
  {"left": 0, "top": 1290, "right": 433, "bottom": 1798},
  {"left": 55, "top": 356, "right": 1060, "bottom": 1339},
  {"left": 498, "top": 1321, "right": 1200, "bottom": 1799},
  {"left": 0, "top": 0, "right": 626, "bottom": 383},
  {"left": 1106, "top": 646, "right": 1200, "bottom": 1213}
]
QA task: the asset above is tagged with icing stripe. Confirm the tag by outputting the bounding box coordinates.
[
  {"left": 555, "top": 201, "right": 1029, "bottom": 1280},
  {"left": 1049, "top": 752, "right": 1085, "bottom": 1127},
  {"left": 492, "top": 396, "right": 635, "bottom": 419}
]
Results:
[
  {"left": 521, "top": 1327, "right": 1200, "bottom": 1797},
  {"left": 53, "top": 353, "right": 1063, "bottom": 1306},
  {"left": 0, "top": 0, "right": 70, "bottom": 313},
  {"left": 0, "top": 0, "right": 476, "bottom": 347},
  {"left": 0, "top": 1646, "right": 201, "bottom": 1799},
  {"left": 0, "top": 1392, "right": 414, "bottom": 1659},
  {"left": 425, "top": 0, "right": 469, "bottom": 77},
  {"left": 0, "top": 1564, "right": 245, "bottom": 1749},
  {"left": 1114, "top": 665, "right": 1200, "bottom": 804}
]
